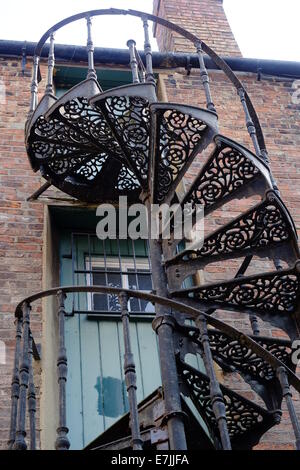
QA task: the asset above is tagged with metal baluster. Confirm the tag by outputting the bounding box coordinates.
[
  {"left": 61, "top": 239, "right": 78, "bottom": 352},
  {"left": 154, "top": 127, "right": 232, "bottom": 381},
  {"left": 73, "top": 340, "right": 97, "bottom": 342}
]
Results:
[
  {"left": 14, "top": 302, "right": 31, "bottom": 450},
  {"left": 238, "top": 88, "right": 280, "bottom": 198},
  {"left": 45, "top": 32, "right": 55, "bottom": 96},
  {"left": 55, "top": 290, "right": 70, "bottom": 450},
  {"left": 142, "top": 17, "right": 155, "bottom": 84},
  {"left": 237, "top": 94, "right": 280, "bottom": 196},
  {"left": 135, "top": 47, "right": 146, "bottom": 83},
  {"left": 118, "top": 292, "right": 143, "bottom": 450},
  {"left": 27, "top": 332, "right": 36, "bottom": 450},
  {"left": 249, "top": 314, "right": 260, "bottom": 336},
  {"left": 236, "top": 271, "right": 260, "bottom": 336},
  {"left": 127, "top": 40, "right": 140, "bottom": 84},
  {"left": 277, "top": 366, "right": 300, "bottom": 450},
  {"left": 28, "top": 55, "right": 40, "bottom": 117},
  {"left": 86, "top": 16, "right": 97, "bottom": 80},
  {"left": 196, "top": 314, "right": 232, "bottom": 450},
  {"left": 7, "top": 317, "right": 23, "bottom": 449},
  {"left": 195, "top": 41, "right": 216, "bottom": 113},
  {"left": 238, "top": 89, "right": 282, "bottom": 295},
  {"left": 238, "top": 88, "right": 262, "bottom": 158}
]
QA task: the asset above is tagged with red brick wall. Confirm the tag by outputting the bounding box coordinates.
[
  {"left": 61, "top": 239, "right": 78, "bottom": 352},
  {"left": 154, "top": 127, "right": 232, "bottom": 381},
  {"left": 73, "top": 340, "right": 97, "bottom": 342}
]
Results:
[
  {"left": 0, "top": 0, "right": 299, "bottom": 450},
  {"left": 0, "top": 57, "right": 44, "bottom": 449},
  {"left": 153, "top": 0, "right": 242, "bottom": 56},
  {"left": 156, "top": 0, "right": 300, "bottom": 451}
]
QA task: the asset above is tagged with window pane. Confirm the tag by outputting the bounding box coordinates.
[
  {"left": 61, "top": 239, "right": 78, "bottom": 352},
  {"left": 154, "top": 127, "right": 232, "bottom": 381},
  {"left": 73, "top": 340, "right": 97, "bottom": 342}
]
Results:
[{"left": 92, "top": 271, "right": 108, "bottom": 310}]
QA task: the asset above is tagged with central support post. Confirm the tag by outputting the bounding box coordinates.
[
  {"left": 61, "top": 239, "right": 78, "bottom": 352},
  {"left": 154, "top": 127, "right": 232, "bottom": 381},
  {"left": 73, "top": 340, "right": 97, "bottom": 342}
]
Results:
[{"left": 145, "top": 199, "right": 187, "bottom": 450}]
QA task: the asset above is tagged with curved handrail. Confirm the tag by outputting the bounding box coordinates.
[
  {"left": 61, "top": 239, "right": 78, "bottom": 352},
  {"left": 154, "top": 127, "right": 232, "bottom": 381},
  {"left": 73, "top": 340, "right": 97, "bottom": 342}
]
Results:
[
  {"left": 15, "top": 284, "right": 300, "bottom": 394},
  {"left": 31, "top": 8, "right": 267, "bottom": 155}
]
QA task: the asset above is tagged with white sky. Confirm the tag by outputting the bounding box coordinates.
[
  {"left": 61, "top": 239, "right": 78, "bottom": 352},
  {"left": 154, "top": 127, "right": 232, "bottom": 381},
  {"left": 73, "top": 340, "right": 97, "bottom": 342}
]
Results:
[{"left": 0, "top": 0, "right": 299, "bottom": 61}]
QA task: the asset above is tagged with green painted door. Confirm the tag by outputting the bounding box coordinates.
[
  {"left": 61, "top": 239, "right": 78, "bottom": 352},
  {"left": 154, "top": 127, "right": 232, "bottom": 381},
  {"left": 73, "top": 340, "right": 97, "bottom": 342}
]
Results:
[{"left": 59, "top": 231, "right": 162, "bottom": 449}]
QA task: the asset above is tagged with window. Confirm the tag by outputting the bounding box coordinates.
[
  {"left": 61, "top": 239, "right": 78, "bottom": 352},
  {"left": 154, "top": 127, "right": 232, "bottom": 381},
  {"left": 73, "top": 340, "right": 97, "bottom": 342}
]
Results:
[{"left": 86, "top": 256, "right": 154, "bottom": 315}]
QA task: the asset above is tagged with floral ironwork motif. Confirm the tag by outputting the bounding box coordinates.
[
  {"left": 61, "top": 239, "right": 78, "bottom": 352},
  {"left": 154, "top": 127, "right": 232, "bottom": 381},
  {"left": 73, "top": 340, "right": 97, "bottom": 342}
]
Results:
[
  {"left": 102, "top": 96, "right": 150, "bottom": 180},
  {"left": 27, "top": 96, "right": 142, "bottom": 197},
  {"left": 177, "top": 269, "right": 300, "bottom": 316},
  {"left": 61, "top": 97, "right": 125, "bottom": 160},
  {"left": 184, "top": 143, "right": 260, "bottom": 212},
  {"left": 178, "top": 360, "right": 275, "bottom": 441},
  {"left": 187, "top": 328, "right": 293, "bottom": 382},
  {"left": 154, "top": 109, "right": 208, "bottom": 203},
  {"left": 169, "top": 196, "right": 292, "bottom": 264}
]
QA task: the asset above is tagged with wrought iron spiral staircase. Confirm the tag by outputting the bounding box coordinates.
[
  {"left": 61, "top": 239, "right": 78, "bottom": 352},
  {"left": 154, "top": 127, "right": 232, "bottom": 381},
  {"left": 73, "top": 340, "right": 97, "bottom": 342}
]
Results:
[{"left": 8, "top": 9, "right": 300, "bottom": 450}]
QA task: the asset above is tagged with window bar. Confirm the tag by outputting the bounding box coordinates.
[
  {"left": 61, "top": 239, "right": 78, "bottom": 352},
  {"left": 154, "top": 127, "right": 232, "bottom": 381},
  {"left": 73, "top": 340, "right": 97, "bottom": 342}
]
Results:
[
  {"left": 28, "top": 55, "right": 40, "bottom": 116},
  {"left": 86, "top": 16, "right": 97, "bottom": 80},
  {"left": 195, "top": 314, "right": 232, "bottom": 450},
  {"left": 27, "top": 332, "right": 36, "bottom": 450},
  {"left": 102, "top": 239, "right": 110, "bottom": 310},
  {"left": 45, "top": 32, "right": 55, "bottom": 96},
  {"left": 195, "top": 41, "right": 216, "bottom": 113},
  {"left": 88, "top": 233, "right": 92, "bottom": 311},
  {"left": 131, "top": 239, "right": 142, "bottom": 312},
  {"left": 276, "top": 366, "right": 300, "bottom": 450},
  {"left": 14, "top": 302, "right": 31, "bottom": 450},
  {"left": 117, "top": 238, "right": 124, "bottom": 298},
  {"left": 7, "top": 316, "right": 23, "bottom": 449},
  {"left": 71, "top": 232, "right": 76, "bottom": 314},
  {"left": 118, "top": 292, "right": 143, "bottom": 450},
  {"left": 127, "top": 40, "right": 140, "bottom": 84},
  {"left": 55, "top": 291, "right": 70, "bottom": 450},
  {"left": 142, "top": 18, "right": 155, "bottom": 85}
]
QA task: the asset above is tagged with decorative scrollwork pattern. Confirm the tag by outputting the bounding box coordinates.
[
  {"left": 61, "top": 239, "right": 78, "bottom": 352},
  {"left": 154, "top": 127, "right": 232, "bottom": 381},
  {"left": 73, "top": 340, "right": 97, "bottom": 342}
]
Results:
[
  {"left": 154, "top": 109, "right": 208, "bottom": 203},
  {"left": 184, "top": 143, "right": 260, "bottom": 212},
  {"left": 102, "top": 96, "right": 150, "bottom": 180},
  {"left": 188, "top": 328, "right": 293, "bottom": 382},
  {"left": 170, "top": 196, "right": 292, "bottom": 264},
  {"left": 178, "top": 360, "right": 274, "bottom": 441},
  {"left": 60, "top": 97, "right": 125, "bottom": 160},
  {"left": 178, "top": 269, "right": 300, "bottom": 315},
  {"left": 27, "top": 96, "right": 143, "bottom": 200}
]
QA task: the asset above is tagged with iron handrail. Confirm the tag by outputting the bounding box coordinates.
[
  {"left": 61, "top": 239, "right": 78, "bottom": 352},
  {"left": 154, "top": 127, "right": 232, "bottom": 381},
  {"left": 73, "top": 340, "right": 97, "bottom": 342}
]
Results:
[
  {"left": 29, "top": 8, "right": 268, "bottom": 157},
  {"left": 14, "top": 284, "right": 300, "bottom": 394}
]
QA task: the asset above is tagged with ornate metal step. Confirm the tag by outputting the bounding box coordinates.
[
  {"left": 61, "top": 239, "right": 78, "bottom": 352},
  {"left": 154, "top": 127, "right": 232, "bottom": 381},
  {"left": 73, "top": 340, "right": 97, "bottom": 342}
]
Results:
[
  {"left": 150, "top": 103, "right": 218, "bottom": 204},
  {"left": 178, "top": 323, "right": 295, "bottom": 410},
  {"left": 180, "top": 135, "right": 272, "bottom": 212},
  {"left": 26, "top": 81, "right": 157, "bottom": 202},
  {"left": 165, "top": 190, "right": 299, "bottom": 286},
  {"left": 177, "top": 358, "right": 280, "bottom": 449},
  {"left": 171, "top": 261, "right": 300, "bottom": 338},
  {"left": 91, "top": 82, "right": 156, "bottom": 185}
]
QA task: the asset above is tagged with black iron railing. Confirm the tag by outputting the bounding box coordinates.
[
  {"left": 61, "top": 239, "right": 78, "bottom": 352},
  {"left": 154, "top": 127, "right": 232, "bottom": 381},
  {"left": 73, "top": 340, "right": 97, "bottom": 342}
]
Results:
[{"left": 8, "top": 286, "right": 300, "bottom": 450}]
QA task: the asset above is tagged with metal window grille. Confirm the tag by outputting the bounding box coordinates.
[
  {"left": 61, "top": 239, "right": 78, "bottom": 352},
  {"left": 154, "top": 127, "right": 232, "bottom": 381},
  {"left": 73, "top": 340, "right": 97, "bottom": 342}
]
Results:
[{"left": 68, "top": 232, "right": 154, "bottom": 320}]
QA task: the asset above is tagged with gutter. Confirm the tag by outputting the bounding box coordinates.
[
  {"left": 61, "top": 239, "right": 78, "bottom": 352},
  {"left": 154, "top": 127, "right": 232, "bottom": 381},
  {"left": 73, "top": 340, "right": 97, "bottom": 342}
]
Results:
[{"left": 0, "top": 39, "right": 299, "bottom": 79}]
